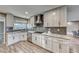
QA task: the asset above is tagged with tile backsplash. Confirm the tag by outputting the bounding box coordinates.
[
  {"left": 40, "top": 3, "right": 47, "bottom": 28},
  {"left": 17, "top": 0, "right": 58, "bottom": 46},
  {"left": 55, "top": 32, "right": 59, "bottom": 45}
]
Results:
[{"left": 45, "top": 27, "right": 67, "bottom": 35}]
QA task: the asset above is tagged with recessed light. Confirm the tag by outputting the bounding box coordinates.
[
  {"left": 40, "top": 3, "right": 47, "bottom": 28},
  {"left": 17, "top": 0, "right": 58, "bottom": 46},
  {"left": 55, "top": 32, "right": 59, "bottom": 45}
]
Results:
[
  {"left": 25, "top": 11, "right": 29, "bottom": 14},
  {"left": 52, "top": 12, "right": 56, "bottom": 15}
]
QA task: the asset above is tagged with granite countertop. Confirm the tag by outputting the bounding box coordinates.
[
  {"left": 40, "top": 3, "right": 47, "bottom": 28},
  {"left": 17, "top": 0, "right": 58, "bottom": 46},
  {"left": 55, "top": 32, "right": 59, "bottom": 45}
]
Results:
[{"left": 28, "top": 31, "right": 79, "bottom": 40}]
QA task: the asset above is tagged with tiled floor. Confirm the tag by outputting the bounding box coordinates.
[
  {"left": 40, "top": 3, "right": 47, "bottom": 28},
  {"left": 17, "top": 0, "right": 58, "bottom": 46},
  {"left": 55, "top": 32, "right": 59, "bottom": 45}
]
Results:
[{"left": 0, "top": 41, "right": 50, "bottom": 53}]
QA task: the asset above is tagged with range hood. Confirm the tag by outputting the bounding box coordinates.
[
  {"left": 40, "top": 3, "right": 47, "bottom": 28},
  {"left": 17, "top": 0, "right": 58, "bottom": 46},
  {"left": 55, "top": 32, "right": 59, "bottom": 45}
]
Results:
[
  {"left": 36, "top": 14, "right": 43, "bottom": 24},
  {"left": 35, "top": 14, "right": 43, "bottom": 27}
]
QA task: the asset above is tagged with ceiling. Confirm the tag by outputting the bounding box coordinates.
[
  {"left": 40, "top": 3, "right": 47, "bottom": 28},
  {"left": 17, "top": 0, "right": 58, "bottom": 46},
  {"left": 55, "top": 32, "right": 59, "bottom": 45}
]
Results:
[{"left": 0, "top": 5, "right": 62, "bottom": 19}]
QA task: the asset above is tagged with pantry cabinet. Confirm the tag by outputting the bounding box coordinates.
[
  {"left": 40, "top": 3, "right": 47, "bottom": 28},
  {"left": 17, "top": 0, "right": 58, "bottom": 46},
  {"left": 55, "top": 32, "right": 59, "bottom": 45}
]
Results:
[{"left": 44, "top": 6, "right": 67, "bottom": 27}]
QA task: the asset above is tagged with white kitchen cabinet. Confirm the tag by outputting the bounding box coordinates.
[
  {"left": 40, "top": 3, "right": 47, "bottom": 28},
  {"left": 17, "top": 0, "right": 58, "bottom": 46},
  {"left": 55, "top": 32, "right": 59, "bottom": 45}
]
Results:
[
  {"left": 7, "top": 32, "right": 27, "bottom": 46},
  {"left": 29, "top": 16, "right": 35, "bottom": 27},
  {"left": 71, "top": 45, "right": 79, "bottom": 53},
  {"left": 52, "top": 38, "right": 60, "bottom": 53},
  {"left": 20, "top": 32, "right": 27, "bottom": 41},
  {"left": 36, "top": 34, "right": 42, "bottom": 46},
  {"left": 41, "top": 35, "right": 46, "bottom": 48},
  {"left": 59, "top": 7, "right": 67, "bottom": 27},
  {"left": 32, "top": 34, "right": 37, "bottom": 44},
  {"left": 23, "top": 33, "right": 27, "bottom": 41},
  {"left": 7, "top": 33, "right": 14, "bottom": 45},
  {"left": 44, "top": 36, "right": 52, "bottom": 51},
  {"left": 32, "top": 33, "right": 42, "bottom": 46},
  {"left": 14, "top": 33, "right": 20, "bottom": 43},
  {"left": 60, "top": 40, "right": 70, "bottom": 53},
  {"left": 44, "top": 6, "right": 67, "bottom": 27},
  {"left": 61, "top": 43, "right": 70, "bottom": 53},
  {"left": 6, "top": 13, "right": 14, "bottom": 27},
  {"left": 43, "top": 12, "right": 50, "bottom": 27}
]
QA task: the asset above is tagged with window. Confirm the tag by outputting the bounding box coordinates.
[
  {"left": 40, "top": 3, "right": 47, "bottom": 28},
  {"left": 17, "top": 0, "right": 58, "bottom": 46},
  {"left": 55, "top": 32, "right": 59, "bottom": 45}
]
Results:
[{"left": 14, "top": 23, "right": 27, "bottom": 30}]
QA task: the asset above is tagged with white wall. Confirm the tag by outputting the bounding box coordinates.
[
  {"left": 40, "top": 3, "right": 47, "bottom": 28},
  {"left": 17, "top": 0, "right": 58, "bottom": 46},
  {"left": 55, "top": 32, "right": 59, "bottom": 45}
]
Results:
[{"left": 67, "top": 5, "right": 79, "bottom": 21}]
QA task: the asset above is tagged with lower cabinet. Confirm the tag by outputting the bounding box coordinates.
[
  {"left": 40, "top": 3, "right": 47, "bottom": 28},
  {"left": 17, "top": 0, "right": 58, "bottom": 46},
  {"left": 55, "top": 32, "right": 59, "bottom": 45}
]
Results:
[
  {"left": 32, "top": 33, "right": 72, "bottom": 53},
  {"left": 32, "top": 34, "right": 42, "bottom": 46},
  {"left": 44, "top": 36, "right": 52, "bottom": 51},
  {"left": 20, "top": 33, "right": 27, "bottom": 41},
  {"left": 7, "top": 33, "right": 14, "bottom": 45},
  {"left": 52, "top": 38, "right": 60, "bottom": 53},
  {"left": 7, "top": 32, "right": 27, "bottom": 46},
  {"left": 60, "top": 40, "right": 70, "bottom": 53},
  {"left": 32, "top": 34, "right": 37, "bottom": 44}
]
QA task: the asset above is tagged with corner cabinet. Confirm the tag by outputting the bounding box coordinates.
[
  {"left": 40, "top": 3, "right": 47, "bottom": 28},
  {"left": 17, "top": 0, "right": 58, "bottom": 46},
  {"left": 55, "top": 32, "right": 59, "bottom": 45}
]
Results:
[{"left": 44, "top": 6, "right": 67, "bottom": 27}]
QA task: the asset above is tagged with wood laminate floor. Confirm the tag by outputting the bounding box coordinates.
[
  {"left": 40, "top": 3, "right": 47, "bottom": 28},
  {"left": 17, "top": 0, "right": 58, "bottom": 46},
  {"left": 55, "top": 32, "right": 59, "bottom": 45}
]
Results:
[{"left": 0, "top": 41, "right": 50, "bottom": 53}]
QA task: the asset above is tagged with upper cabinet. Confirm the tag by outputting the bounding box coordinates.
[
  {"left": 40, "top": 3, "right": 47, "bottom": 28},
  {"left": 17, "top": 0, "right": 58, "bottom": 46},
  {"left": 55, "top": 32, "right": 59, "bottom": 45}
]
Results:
[
  {"left": 44, "top": 6, "right": 67, "bottom": 27},
  {"left": 6, "top": 13, "right": 14, "bottom": 27},
  {"left": 29, "top": 16, "right": 35, "bottom": 27},
  {"left": 59, "top": 6, "right": 67, "bottom": 27}
]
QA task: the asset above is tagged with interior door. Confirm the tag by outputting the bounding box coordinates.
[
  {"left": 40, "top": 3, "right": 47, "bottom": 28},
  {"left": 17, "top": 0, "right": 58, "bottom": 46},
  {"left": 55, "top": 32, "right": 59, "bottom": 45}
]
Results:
[{"left": 0, "top": 22, "right": 4, "bottom": 44}]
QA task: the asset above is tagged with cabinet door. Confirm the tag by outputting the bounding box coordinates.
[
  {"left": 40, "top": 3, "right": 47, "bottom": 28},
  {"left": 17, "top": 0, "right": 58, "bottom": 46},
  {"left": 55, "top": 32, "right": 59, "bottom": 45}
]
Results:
[
  {"left": 44, "top": 12, "right": 49, "bottom": 27},
  {"left": 30, "top": 16, "right": 35, "bottom": 27},
  {"left": 59, "top": 6, "right": 67, "bottom": 27},
  {"left": 43, "top": 36, "right": 51, "bottom": 51},
  {"left": 52, "top": 38, "right": 60, "bottom": 53},
  {"left": 6, "top": 14, "right": 14, "bottom": 27},
  {"left": 24, "top": 33, "right": 27, "bottom": 41},
  {"left": 36, "top": 34, "right": 42, "bottom": 46},
  {"left": 60, "top": 40, "right": 70, "bottom": 53},
  {"left": 13, "top": 33, "right": 20, "bottom": 43},
  {"left": 32, "top": 34, "right": 37, "bottom": 44},
  {"left": 49, "top": 9, "right": 60, "bottom": 27},
  {"left": 61, "top": 44, "right": 70, "bottom": 53},
  {"left": 41, "top": 35, "right": 46, "bottom": 48},
  {"left": 44, "top": 9, "right": 60, "bottom": 27},
  {"left": 7, "top": 34, "right": 14, "bottom": 45},
  {"left": 21, "top": 33, "right": 27, "bottom": 41},
  {"left": 46, "top": 36, "right": 52, "bottom": 51}
]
